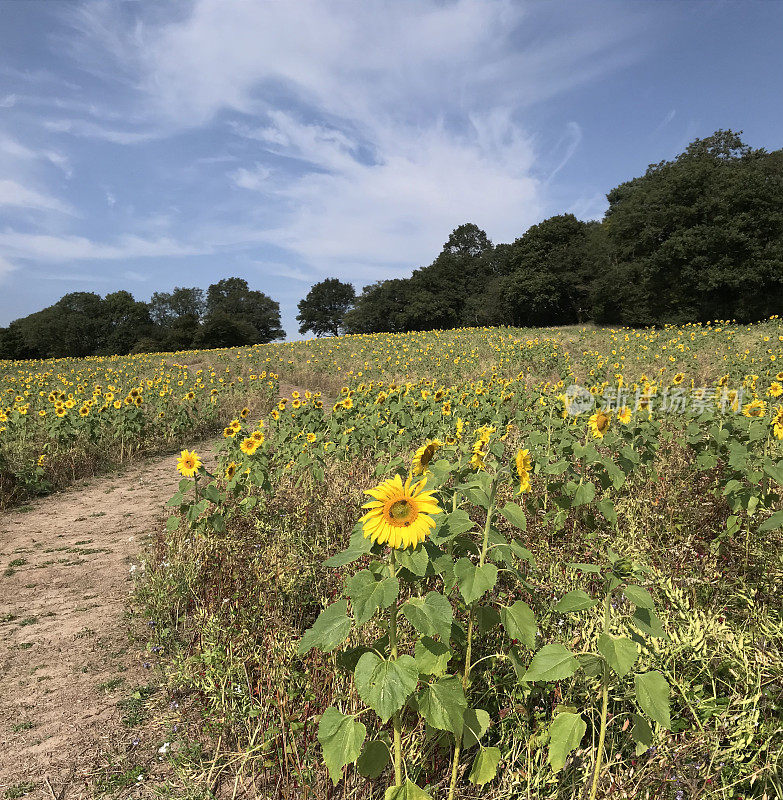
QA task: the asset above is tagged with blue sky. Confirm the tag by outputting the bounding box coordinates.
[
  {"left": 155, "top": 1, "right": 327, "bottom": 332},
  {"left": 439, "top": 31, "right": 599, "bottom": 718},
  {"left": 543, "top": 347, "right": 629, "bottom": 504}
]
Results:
[{"left": 1, "top": 0, "right": 781, "bottom": 338}]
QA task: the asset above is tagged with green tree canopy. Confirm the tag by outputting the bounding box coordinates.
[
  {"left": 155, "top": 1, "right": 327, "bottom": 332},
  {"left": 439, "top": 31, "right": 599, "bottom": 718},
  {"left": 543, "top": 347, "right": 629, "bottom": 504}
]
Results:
[
  {"left": 297, "top": 278, "right": 356, "bottom": 336},
  {"left": 597, "top": 129, "right": 783, "bottom": 324}
]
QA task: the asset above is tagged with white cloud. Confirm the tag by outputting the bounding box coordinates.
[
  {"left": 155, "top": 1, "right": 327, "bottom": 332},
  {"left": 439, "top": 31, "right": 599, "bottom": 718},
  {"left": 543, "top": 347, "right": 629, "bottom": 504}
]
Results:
[
  {"left": 0, "top": 94, "right": 16, "bottom": 108},
  {"left": 545, "top": 122, "right": 583, "bottom": 184},
  {"left": 0, "top": 179, "right": 74, "bottom": 213},
  {"left": 0, "top": 231, "right": 205, "bottom": 263},
  {"left": 0, "top": 136, "right": 72, "bottom": 176},
  {"left": 231, "top": 163, "right": 272, "bottom": 191}
]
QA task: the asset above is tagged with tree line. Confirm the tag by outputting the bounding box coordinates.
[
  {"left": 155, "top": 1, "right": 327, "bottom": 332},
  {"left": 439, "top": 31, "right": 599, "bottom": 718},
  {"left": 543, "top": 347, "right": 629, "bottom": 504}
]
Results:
[
  {"left": 297, "top": 130, "right": 783, "bottom": 336},
  {"left": 3, "top": 129, "right": 781, "bottom": 359},
  {"left": 0, "top": 277, "right": 284, "bottom": 359}
]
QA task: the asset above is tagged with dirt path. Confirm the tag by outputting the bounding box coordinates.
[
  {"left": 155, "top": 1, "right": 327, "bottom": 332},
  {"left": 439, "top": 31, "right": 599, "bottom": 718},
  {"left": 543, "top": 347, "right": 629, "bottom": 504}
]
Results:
[{"left": 0, "top": 442, "right": 217, "bottom": 799}]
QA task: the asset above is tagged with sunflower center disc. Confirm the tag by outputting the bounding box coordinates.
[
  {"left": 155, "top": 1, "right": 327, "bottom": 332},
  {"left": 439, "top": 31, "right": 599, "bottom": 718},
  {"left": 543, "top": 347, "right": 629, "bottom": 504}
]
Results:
[{"left": 389, "top": 500, "right": 412, "bottom": 521}]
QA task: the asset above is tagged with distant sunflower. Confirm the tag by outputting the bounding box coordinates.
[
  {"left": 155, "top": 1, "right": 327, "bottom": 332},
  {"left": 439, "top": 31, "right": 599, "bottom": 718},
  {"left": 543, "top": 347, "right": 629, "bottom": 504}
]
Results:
[
  {"left": 240, "top": 437, "right": 258, "bottom": 455},
  {"left": 589, "top": 410, "right": 610, "bottom": 438},
  {"left": 360, "top": 474, "right": 442, "bottom": 550},
  {"left": 412, "top": 439, "right": 441, "bottom": 475},
  {"left": 617, "top": 406, "right": 632, "bottom": 424},
  {"left": 176, "top": 449, "right": 202, "bottom": 477},
  {"left": 672, "top": 372, "right": 685, "bottom": 385},
  {"left": 515, "top": 448, "right": 532, "bottom": 495},
  {"left": 225, "top": 461, "right": 238, "bottom": 480},
  {"left": 772, "top": 406, "right": 783, "bottom": 439},
  {"left": 743, "top": 398, "right": 766, "bottom": 418}
]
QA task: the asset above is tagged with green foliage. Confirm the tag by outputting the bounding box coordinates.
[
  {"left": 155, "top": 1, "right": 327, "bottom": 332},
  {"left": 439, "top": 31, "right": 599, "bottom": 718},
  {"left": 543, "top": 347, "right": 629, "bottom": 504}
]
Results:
[{"left": 297, "top": 277, "right": 356, "bottom": 336}]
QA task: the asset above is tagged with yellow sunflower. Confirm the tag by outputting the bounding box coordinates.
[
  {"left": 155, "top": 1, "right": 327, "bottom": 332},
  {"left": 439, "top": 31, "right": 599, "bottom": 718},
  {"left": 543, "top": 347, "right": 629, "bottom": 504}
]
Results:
[
  {"left": 240, "top": 437, "right": 259, "bottom": 455},
  {"left": 772, "top": 406, "right": 783, "bottom": 439},
  {"left": 412, "top": 439, "right": 442, "bottom": 475},
  {"left": 360, "top": 474, "right": 442, "bottom": 550},
  {"left": 515, "top": 448, "right": 532, "bottom": 495},
  {"left": 742, "top": 398, "right": 766, "bottom": 418},
  {"left": 225, "top": 461, "right": 237, "bottom": 480},
  {"left": 589, "top": 410, "right": 611, "bottom": 438},
  {"left": 617, "top": 406, "right": 632, "bottom": 424},
  {"left": 177, "top": 449, "right": 202, "bottom": 477}
]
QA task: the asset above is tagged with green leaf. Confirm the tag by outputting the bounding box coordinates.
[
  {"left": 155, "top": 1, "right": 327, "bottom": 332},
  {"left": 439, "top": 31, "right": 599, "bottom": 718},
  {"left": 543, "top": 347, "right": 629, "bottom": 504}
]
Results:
[
  {"left": 634, "top": 671, "right": 671, "bottom": 729},
  {"left": 318, "top": 707, "right": 366, "bottom": 786},
  {"left": 500, "top": 601, "right": 536, "bottom": 649},
  {"left": 468, "top": 746, "right": 501, "bottom": 787},
  {"left": 402, "top": 591, "right": 453, "bottom": 642},
  {"left": 572, "top": 481, "right": 595, "bottom": 506},
  {"left": 547, "top": 712, "right": 586, "bottom": 772},
  {"left": 414, "top": 637, "right": 452, "bottom": 676},
  {"left": 500, "top": 501, "right": 527, "bottom": 530},
  {"left": 396, "top": 544, "right": 430, "bottom": 577},
  {"left": 432, "top": 509, "right": 476, "bottom": 544},
  {"left": 631, "top": 608, "right": 667, "bottom": 639},
  {"left": 356, "top": 739, "right": 390, "bottom": 778},
  {"left": 384, "top": 780, "right": 433, "bottom": 800},
  {"left": 522, "top": 644, "right": 578, "bottom": 682},
  {"left": 298, "top": 600, "right": 352, "bottom": 655},
  {"left": 417, "top": 676, "right": 467, "bottom": 737},
  {"left": 453, "top": 559, "right": 498, "bottom": 605},
  {"left": 325, "top": 526, "right": 374, "bottom": 567},
  {"left": 630, "top": 713, "right": 653, "bottom": 755},
  {"left": 355, "top": 652, "right": 419, "bottom": 723},
  {"left": 462, "top": 708, "right": 490, "bottom": 749},
  {"left": 759, "top": 509, "right": 783, "bottom": 532},
  {"left": 345, "top": 570, "right": 399, "bottom": 625},
  {"left": 475, "top": 606, "right": 501, "bottom": 634},
  {"left": 554, "top": 590, "right": 597, "bottom": 613},
  {"left": 597, "top": 633, "right": 638, "bottom": 678},
  {"left": 623, "top": 585, "right": 655, "bottom": 609}
]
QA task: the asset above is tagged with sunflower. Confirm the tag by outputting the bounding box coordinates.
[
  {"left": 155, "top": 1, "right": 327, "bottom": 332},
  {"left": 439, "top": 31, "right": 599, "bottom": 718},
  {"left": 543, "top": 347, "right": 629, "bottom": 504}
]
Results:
[
  {"left": 240, "top": 437, "right": 259, "bottom": 455},
  {"left": 772, "top": 406, "right": 783, "bottom": 439},
  {"left": 412, "top": 439, "right": 441, "bottom": 475},
  {"left": 306, "top": 432, "right": 317, "bottom": 444},
  {"left": 360, "top": 474, "right": 442, "bottom": 550},
  {"left": 515, "top": 448, "right": 532, "bottom": 495},
  {"left": 223, "top": 426, "right": 236, "bottom": 438},
  {"left": 225, "top": 461, "right": 238, "bottom": 480},
  {"left": 768, "top": 382, "right": 783, "bottom": 398},
  {"left": 617, "top": 406, "right": 632, "bottom": 424},
  {"left": 251, "top": 429, "right": 266, "bottom": 443},
  {"left": 589, "top": 410, "right": 611, "bottom": 438},
  {"left": 240, "top": 407, "right": 250, "bottom": 418},
  {"left": 742, "top": 398, "right": 766, "bottom": 418},
  {"left": 177, "top": 449, "right": 202, "bottom": 477}
]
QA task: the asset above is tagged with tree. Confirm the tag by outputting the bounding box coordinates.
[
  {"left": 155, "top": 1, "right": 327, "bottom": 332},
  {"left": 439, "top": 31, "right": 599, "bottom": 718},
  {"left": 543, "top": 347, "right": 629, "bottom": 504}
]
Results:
[
  {"left": 204, "top": 277, "right": 285, "bottom": 343},
  {"left": 99, "top": 291, "right": 153, "bottom": 355},
  {"left": 343, "top": 279, "right": 414, "bottom": 334},
  {"left": 490, "top": 215, "right": 600, "bottom": 327},
  {"left": 192, "top": 311, "right": 259, "bottom": 348},
  {"left": 599, "top": 130, "right": 783, "bottom": 324},
  {"left": 297, "top": 278, "right": 356, "bottom": 336}
]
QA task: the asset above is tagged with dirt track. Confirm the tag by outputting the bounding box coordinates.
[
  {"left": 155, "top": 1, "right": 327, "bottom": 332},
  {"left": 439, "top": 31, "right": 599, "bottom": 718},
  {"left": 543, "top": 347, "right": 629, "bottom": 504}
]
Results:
[{"left": 0, "top": 444, "right": 216, "bottom": 799}]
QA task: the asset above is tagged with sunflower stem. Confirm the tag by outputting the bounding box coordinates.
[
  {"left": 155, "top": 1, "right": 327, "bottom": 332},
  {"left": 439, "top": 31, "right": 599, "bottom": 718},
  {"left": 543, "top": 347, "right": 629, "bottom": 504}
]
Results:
[
  {"left": 448, "top": 476, "right": 498, "bottom": 800},
  {"left": 388, "top": 550, "right": 403, "bottom": 787},
  {"left": 588, "top": 588, "right": 612, "bottom": 800}
]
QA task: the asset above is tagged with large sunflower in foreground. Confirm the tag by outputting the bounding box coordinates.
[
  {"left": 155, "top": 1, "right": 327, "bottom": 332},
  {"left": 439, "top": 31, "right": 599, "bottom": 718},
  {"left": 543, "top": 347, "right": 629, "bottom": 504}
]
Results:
[
  {"left": 177, "top": 449, "right": 202, "bottom": 477},
  {"left": 360, "top": 474, "right": 442, "bottom": 550}
]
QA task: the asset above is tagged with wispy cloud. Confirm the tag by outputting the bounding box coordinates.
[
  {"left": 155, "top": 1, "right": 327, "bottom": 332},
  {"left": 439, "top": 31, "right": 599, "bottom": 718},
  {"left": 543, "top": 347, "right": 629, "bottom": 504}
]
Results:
[{"left": 0, "top": 179, "right": 74, "bottom": 213}]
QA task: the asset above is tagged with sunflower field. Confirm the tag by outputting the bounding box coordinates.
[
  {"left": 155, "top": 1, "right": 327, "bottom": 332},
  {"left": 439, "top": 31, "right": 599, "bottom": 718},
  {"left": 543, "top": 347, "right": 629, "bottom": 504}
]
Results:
[
  {"left": 11, "top": 319, "right": 783, "bottom": 798},
  {"left": 0, "top": 349, "right": 279, "bottom": 506}
]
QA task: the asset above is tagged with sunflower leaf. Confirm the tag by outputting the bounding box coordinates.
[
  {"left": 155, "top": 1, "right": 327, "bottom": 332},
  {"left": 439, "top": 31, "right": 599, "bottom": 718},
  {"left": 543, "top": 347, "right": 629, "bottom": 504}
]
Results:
[
  {"left": 522, "top": 643, "right": 579, "bottom": 682},
  {"left": 355, "top": 652, "right": 419, "bottom": 723},
  {"left": 417, "top": 675, "right": 467, "bottom": 736},
  {"left": 402, "top": 591, "right": 453, "bottom": 642},
  {"left": 318, "top": 707, "right": 366, "bottom": 786},
  {"left": 454, "top": 559, "right": 498, "bottom": 605},
  {"left": 298, "top": 600, "right": 352, "bottom": 655},
  {"left": 346, "top": 570, "right": 399, "bottom": 626}
]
